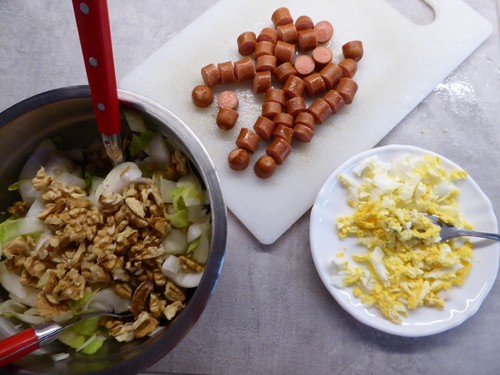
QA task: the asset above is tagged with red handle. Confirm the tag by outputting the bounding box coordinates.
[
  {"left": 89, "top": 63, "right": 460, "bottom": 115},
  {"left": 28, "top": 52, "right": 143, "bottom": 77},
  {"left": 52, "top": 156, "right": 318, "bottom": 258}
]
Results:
[
  {"left": 72, "top": 0, "right": 121, "bottom": 135},
  {"left": 0, "top": 328, "right": 39, "bottom": 367}
]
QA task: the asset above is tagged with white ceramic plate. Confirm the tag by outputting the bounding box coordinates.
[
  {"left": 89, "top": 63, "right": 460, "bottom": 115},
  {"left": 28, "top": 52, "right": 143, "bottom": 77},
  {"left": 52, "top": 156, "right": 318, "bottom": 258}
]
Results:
[{"left": 310, "top": 144, "right": 499, "bottom": 337}]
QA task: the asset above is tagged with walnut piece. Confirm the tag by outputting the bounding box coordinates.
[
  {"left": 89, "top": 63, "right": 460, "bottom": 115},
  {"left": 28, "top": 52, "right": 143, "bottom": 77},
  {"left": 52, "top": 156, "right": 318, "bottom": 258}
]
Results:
[
  {"left": 36, "top": 292, "right": 70, "bottom": 317},
  {"left": 7, "top": 201, "right": 28, "bottom": 217},
  {"left": 32, "top": 167, "right": 53, "bottom": 191}
]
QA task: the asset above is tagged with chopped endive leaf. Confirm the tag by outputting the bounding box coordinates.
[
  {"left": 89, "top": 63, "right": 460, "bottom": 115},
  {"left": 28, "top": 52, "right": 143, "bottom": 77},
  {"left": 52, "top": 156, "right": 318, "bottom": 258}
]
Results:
[
  {"left": 81, "top": 335, "right": 106, "bottom": 355},
  {"left": 72, "top": 316, "right": 101, "bottom": 336},
  {"left": 48, "top": 134, "right": 64, "bottom": 149},
  {"left": 187, "top": 237, "right": 200, "bottom": 254},
  {"left": 7, "top": 180, "right": 28, "bottom": 191},
  {"left": 129, "top": 130, "right": 156, "bottom": 157},
  {"left": 169, "top": 208, "right": 189, "bottom": 228}
]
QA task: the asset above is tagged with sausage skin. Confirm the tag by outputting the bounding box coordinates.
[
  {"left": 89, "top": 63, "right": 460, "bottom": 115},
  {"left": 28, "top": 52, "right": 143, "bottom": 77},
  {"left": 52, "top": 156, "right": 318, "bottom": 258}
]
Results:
[
  {"left": 237, "top": 32, "right": 257, "bottom": 56},
  {"left": 254, "top": 156, "right": 277, "bottom": 179},
  {"left": 236, "top": 128, "right": 260, "bottom": 154},
  {"left": 254, "top": 116, "right": 276, "bottom": 140},
  {"left": 342, "top": 40, "right": 364, "bottom": 62},
  {"left": 335, "top": 77, "right": 358, "bottom": 104},
  {"left": 266, "top": 137, "right": 292, "bottom": 165},
  {"left": 216, "top": 108, "right": 239, "bottom": 130},
  {"left": 228, "top": 148, "right": 249, "bottom": 171},
  {"left": 191, "top": 85, "right": 214, "bottom": 108}
]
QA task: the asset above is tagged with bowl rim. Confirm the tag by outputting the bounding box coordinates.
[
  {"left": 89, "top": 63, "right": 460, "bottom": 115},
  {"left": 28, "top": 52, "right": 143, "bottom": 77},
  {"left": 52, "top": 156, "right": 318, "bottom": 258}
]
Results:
[{"left": 0, "top": 85, "right": 227, "bottom": 374}]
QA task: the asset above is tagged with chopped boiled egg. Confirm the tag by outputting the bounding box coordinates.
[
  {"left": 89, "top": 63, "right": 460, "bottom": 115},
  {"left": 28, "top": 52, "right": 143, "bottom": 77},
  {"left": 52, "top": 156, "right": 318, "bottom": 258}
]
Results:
[{"left": 332, "top": 153, "right": 474, "bottom": 324}]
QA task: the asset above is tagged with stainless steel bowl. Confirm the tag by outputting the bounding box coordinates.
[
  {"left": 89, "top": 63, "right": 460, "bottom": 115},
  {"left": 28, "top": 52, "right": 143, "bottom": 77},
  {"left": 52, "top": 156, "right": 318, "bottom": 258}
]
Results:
[{"left": 0, "top": 86, "right": 227, "bottom": 375}]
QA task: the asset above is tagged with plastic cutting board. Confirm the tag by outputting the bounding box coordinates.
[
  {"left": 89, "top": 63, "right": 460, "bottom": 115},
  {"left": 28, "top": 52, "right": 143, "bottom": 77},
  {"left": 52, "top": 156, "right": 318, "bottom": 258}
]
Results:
[{"left": 120, "top": 0, "right": 492, "bottom": 244}]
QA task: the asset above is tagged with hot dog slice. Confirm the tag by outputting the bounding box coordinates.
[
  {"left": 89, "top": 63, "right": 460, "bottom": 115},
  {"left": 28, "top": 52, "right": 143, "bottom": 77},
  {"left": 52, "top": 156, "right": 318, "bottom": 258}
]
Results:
[
  {"left": 218, "top": 90, "right": 239, "bottom": 110},
  {"left": 323, "top": 90, "right": 345, "bottom": 114},
  {"left": 254, "top": 156, "right": 277, "bottom": 179},
  {"left": 258, "top": 27, "right": 279, "bottom": 44},
  {"left": 256, "top": 55, "right": 277, "bottom": 72},
  {"left": 273, "top": 112, "right": 294, "bottom": 128},
  {"left": 218, "top": 61, "right": 237, "bottom": 85},
  {"left": 265, "top": 88, "right": 286, "bottom": 105},
  {"left": 277, "top": 23, "right": 298, "bottom": 44},
  {"left": 274, "top": 41, "right": 296, "bottom": 65},
  {"left": 314, "top": 20, "right": 334, "bottom": 43},
  {"left": 295, "top": 15, "right": 314, "bottom": 31},
  {"left": 228, "top": 148, "right": 249, "bottom": 171},
  {"left": 283, "top": 75, "right": 305, "bottom": 99},
  {"left": 216, "top": 108, "right": 239, "bottom": 130},
  {"left": 266, "top": 137, "right": 292, "bottom": 165},
  {"left": 303, "top": 73, "right": 326, "bottom": 97},
  {"left": 271, "top": 7, "right": 293, "bottom": 27},
  {"left": 307, "top": 98, "right": 333, "bottom": 124},
  {"left": 236, "top": 128, "right": 260, "bottom": 154},
  {"left": 335, "top": 77, "right": 358, "bottom": 104},
  {"left": 234, "top": 57, "right": 256, "bottom": 82},
  {"left": 319, "top": 62, "right": 343, "bottom": 90},
  {"left": 297, "top": 29, "right": 318, "bottom": 52},
  {"left": 253, "top": 71, "right": 272, "bottom": 94},
  {"left": 262, "top": 101, "right": 282, "bottom": 119},
  {"left": 237, "top": 32, "right": 257, "bottom": 56},
  {"left": 273, "top": 62, "right": 297, "bottom": 84},
  {"left": 254, "top": 41, "right": 275, "bottom": 60},
  {"left": 294, "top": 55, "right": 315, "bottom": 77},
  {"left": 285, "top": 96, "right": 306, "bottom": 117},
  {"left": 272, "top": 124, "right": 294, "bottom": 144},
  {"left": 294, "top": 112, "right": 315, "bottom": 131},
  {"left": 312, "top": 46, "right": 333, "bottom": 70},
  {"left": 342, "top": 40, "right": 364, "bottom": 62},
  {"left": 191, "top": 85, "right": 214, "bottom": 108},
  {"left": 201, "top": 63, "right": 221, "bottom": 87},
  {"left": 254, "top": 116, "right": 276, "bottom": 140},
  {"left": 293, "top": 124, "right": 314, "bottom": 142},
  {"left": 338, "top": 58, "right": 358, "bottom": 78}
]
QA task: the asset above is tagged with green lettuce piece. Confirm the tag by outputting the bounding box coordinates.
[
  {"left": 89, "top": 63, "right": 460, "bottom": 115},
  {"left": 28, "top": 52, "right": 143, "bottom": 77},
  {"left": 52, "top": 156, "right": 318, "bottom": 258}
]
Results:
[
  {"left": 0, "top": 217, "right": 21, "bottom": 246},
  {"left": 169, "top": 208, "right": 189, "bottom": 228},
  {"left": 70, "top": 290, "right": 99, "bottom": 315},
  {"left": 81, "top": 336, "right": 106, "bottom": 355},
  {"left": 48, "top": 134, "right": 64, "bottom": 149},
  {"left": 72, "top": 316, "right": 100, "bottom": 336},
  {"left": 59, "top": 329, "right": 87, "bottom": 349},
  {"left": 170, "top": 187, "right": 187, "bottom": 212},
  {"left": 187, "top": 237, "right": 200, "bottom": 254},
  {"left": 129, "top": 130, "right": 155, "bottom": 157},
  {"left": 7, "top": 180, "right": 28, "bottom": 192}
]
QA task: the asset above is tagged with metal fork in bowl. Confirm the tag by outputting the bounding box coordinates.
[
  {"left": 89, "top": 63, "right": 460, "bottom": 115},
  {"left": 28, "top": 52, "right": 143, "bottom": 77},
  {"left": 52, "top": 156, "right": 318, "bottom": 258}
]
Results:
[{"left": 423, "top": 214, "right": 500, "bottom": 242}]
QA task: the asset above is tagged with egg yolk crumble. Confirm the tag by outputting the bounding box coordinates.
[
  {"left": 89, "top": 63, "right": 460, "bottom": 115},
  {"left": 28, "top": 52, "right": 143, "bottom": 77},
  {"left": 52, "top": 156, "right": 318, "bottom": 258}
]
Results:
[{"left": 332, "top": 154, "right": 473, "bottom": 324}]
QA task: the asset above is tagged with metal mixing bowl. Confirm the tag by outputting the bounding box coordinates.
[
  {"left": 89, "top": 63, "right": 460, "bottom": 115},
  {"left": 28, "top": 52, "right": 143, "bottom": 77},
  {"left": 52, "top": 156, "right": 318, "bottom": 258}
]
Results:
[{"left": 0, "top": 86, "right": 227, "bottom": 375}]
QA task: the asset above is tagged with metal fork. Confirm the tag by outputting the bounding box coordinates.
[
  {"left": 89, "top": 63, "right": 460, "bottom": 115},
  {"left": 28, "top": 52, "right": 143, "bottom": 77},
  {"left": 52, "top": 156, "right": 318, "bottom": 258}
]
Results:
[{"left": 423, "top": 214, "right": 500, "bottom": 242}]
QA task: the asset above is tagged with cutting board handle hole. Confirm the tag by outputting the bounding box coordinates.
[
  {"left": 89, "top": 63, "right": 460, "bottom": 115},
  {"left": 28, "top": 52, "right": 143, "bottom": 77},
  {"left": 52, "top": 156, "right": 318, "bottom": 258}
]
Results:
[{"left": 385, "top": 0, "right": 435, "bottom": 25}]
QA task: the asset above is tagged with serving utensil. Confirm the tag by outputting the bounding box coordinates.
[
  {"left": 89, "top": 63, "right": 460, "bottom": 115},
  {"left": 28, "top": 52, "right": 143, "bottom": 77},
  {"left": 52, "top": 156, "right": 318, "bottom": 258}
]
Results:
[
  {"left": 72, "top": 0, "right": 124, "bottom": 165},
  {"left": 0, "top": 311, "right": 132, "bottom": 367},
  {"left": 423, "top": 214, "right": 500, "bottom": 242}
]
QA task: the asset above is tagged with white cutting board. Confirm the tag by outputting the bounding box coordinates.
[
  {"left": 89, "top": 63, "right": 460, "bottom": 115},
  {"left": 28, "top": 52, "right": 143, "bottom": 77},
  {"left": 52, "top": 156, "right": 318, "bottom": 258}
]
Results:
[{"left": 120, "top": 0, "right": 491, "bottom": 244}]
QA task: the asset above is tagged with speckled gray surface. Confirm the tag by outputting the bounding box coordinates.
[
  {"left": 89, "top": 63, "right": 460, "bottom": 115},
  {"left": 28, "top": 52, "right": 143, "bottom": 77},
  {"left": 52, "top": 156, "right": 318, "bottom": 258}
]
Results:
[{"left": 1, "top": 1, "right": 500, "bottom": 374}]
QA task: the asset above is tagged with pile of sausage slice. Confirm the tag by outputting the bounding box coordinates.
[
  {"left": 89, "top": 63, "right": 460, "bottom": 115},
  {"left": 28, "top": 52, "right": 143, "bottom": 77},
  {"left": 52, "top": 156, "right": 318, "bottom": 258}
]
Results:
[{"left": 191, "top": 7, "right": 363, "bottom": 179}]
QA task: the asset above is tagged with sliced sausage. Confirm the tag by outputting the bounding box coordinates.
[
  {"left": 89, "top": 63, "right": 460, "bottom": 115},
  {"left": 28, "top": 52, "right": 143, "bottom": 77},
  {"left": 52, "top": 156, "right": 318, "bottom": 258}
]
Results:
[
  {"left": 265, "top": 88, "right": 286, "bottom": 105},
  {"left": 256, "top": 55, "right": 277, "bottom": 72},
  {"left": 297, "top": 29, "right": 318, "bottom": 52},
  {"left": 191, "top": 85, "right": 214, "bottom": 108},
  {"left": 335, "top": 77, "right": 358, "bottom": 104},
  {"left": 237, "top": 32, "right": 257, "bottom": 56},
  {"left": 216, "top": 108, "right": 239, "bottom": 130},
  {"left": 271, "top": 7, "right": 293, "bottom": 27},
  {"left": 295, "top": 15, "right": 314, "bottom": 31},
  {"left": 294, "top": 55, "right": 315, "bottom": 77},
  {"left": 272, "top": 124, "right": 294, "bottom": 144},
  {"left": 277, "top": 23, "right": 298, "bottom": 44},
  {"left": 266, "top": 137, "right": 292, "bottom": 165},
  {"left": 274, "top": 41, "right": 296, "bottom": 65},
  {"left": 273, "top": 112, "right": 294, "bottom": 128},
  {"left": 258, "top": 27, "right": 279, "bottom": 44},
  {"left": 293, "top": 124, "right": 315, "bottom": 142},
  {"left": 218, "top": 61, "right": 237, "bottom": 85},
  {"left": 234, "top": 57, "right": 256, "bottom": 82},
  {"left": 201, "top": 63, "right": 220, "bottom": 87},
  {"left": 236, "top": 128, "right": 260, "bottom": 154},
  {"left": 283, "top": 75, "right": 305, "bottom": 98},
  {"left": 253, "top": 71, "right": 272, "bottom": 94},
  {"left": 314, "top": 20, "right": 334, "bottom": 43},
  {"left": 254, "top": 156, "right": 277, "bottom": 179},
  {"left": 303, "top": 73, "right": 326, "bottom": 97},
  {"left": 294, "top": 112, "right": 315, "bottom": 130},
  {"left": 323, "top": 90, "right": 345, "bottom": 114},
  {"left": 254, "top": 41, "right": 275, "bottom": 60},
  {"left": 319, "top": 62, "right": 343, "bottom": 90},
  {"left": 342, "top": 40, "right": 364, "bottom": 62},
  {"left": 273, "top": 62, "right": 297, "bottom": 84},
  {"left": 218, "top": 90, "right": 239, "bottom": 110},
  {"left": 285, "top": 96, "right": 306, "bottom": 117},
  {"left": 253, "top": 116, "right": 276, "bottom": 140},
  {"left": 228, "top": 148, "right": 249, "bottom": 171},
  {"left": 307, "top": 98, "right": 333, "bottom": 124},
  {"left": 338, "top": 58, "right": 358, "bottom": 78},
  {"left": 312, "top": 46, "right": 333, "bottom": 70},
  {"left": 262, "top": 101, "right": 282, "bottom": 119}
]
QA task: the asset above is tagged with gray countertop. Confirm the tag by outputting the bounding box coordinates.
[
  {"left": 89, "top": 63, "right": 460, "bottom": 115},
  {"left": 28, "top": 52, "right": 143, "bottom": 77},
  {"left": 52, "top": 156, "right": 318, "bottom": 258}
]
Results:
[{"left": 1, "top": 1, "right": 500, "bottom": 374}]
